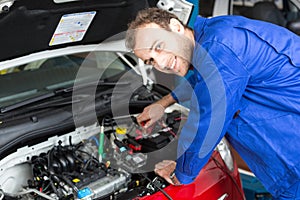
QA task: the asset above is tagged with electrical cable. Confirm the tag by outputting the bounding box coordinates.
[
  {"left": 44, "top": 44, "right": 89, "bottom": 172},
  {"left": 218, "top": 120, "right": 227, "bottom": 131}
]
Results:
[
  {"left": 212, "top": 157, "right": 246, "bottom": 200},
  {"left": 42, "top": 181, "right": 51, "bottom": 192},
  {"left": 60, "top": 174, "right": 79, "bottom": 193},
  {"left": 158, "top": 121, "right": 177, "bottom": 138},
  {"left": 174, "top": 117, "right": 187, "bottom": 121},
  {"left": 0, "top": 190, "right": 4, "bottom": 200},
  {"left": 139, "top": 173, "right": 173, "bottom": 200},
  {"left": 4, "top": 188, "right": 56, "bottom": 200},
  {"left": 103, "top": 115, "right": 117, "bottom": 139},
  {"left": 69, "top": 135, "right": 73, "bottom": 146},
  {"left": 89, "top": 135, "right": 100, "bottom": 146}
]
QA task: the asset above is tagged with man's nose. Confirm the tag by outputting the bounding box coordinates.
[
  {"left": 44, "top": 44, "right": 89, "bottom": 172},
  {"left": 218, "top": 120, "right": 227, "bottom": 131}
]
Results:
[{"left": 150, "top": 53, "right": 167, "bottom": 70}]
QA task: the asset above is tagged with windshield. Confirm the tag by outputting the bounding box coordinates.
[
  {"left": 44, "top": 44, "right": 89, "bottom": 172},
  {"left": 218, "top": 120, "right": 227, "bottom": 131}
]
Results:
[{"left": 0, "top": 51, "right": 136, "bottom": 107}]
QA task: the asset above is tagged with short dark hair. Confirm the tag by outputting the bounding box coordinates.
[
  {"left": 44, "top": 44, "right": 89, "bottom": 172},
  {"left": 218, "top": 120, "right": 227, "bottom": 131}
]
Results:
[{"left": 125, "top": 7, "right": 181, "bottom": 50}]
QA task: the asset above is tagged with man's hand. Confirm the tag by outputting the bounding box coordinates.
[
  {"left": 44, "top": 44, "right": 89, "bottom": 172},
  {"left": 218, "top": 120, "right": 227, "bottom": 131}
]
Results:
[
  {"left": 154, "top": 160, "right": 181, "bottom": 185},
  {"left": 137, "top": 103, "right": 165, "bottom": 128},
  {"left": 136, "top": 94, "right": 176, "bottom": 128}
]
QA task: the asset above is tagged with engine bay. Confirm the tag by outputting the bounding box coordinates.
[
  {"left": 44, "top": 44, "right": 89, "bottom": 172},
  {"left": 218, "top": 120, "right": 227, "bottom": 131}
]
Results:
[{"left": 0, "top": 104, "right": 188, "bottom": 200}]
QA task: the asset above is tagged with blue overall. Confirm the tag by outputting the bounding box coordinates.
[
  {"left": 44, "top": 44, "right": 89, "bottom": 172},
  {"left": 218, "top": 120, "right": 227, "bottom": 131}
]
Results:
[{"left": 171, "top": 15, "right": 300, "bottom": 198}]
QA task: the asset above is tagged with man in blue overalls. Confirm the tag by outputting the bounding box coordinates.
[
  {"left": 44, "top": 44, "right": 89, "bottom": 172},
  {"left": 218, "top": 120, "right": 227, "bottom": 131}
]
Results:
[{"left": 125, "top": 7, "right": 300, "bottom": 199}]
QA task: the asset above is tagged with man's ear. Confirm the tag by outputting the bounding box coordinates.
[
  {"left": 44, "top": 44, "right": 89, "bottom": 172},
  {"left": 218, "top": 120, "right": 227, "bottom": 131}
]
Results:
[{"left": 169, "top": 18, "right": 184, "bottom": 34}]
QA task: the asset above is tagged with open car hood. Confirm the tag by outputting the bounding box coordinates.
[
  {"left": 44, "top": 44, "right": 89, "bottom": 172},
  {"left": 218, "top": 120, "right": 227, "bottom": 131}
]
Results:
[
  {"left": 0, "top": 1, "right": 246, "bottom": 199},
  {"left": 0, "top": 0, "right": 148, "bottom": 62}
]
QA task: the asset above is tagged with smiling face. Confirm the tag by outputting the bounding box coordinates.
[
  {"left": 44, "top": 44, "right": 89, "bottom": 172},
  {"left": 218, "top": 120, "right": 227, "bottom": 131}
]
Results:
[{"left": 133, "top": 20, "right": 195, "bottom": 77}]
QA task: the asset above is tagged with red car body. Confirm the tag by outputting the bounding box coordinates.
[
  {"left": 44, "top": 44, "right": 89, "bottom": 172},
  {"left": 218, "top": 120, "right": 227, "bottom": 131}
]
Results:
[{"left": 139, "top": 151, "right": 245, "bottom": 200}]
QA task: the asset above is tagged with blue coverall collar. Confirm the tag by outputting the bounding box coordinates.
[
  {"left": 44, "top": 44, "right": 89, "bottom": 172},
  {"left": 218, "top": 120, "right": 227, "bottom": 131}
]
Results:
[{"left": 193, "top": 16, "right": 206, "bottom": 42}]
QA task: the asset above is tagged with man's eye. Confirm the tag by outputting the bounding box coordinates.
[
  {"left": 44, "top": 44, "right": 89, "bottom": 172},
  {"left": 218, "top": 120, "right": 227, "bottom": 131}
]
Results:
[
  {"left": 155, "top": 43, "right": 163, "bottom": 51},
  {"left": 145, "top": 58, "right": 154, "bottom": 65}
]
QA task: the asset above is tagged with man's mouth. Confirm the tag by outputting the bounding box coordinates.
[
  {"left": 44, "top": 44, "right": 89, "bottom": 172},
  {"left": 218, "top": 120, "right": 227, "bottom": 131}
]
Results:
[
  {"left": 170, "top": 56, "right": 177, "bottom": 70},
  {"left": 159, "top": 56, "right": 178, "bottom": 72}
]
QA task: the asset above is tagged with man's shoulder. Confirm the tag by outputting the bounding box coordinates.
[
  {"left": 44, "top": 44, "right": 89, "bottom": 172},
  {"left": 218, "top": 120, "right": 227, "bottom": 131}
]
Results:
[
  {"left": 207, "top": 15, "right": 300, "bottom": 67},
  {"left": 194, "top": 16, "right": 246, "bottom": 45},
  {"left": 202, "top": 15, "right": 248, "bottom": 28},
  {"left": 195, "top": 15, "right": 300, "bottom": 67}
]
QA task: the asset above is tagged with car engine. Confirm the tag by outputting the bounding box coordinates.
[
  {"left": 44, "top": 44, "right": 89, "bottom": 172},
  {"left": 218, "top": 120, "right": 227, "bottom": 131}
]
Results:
[{"left": 0, "top": 104, "right": 188, "bottom": 200}]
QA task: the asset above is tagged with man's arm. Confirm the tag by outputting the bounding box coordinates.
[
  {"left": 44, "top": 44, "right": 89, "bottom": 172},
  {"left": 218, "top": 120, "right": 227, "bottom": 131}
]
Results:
[{"left": 174, "top": 41, "right": 250, "bottom": 184}]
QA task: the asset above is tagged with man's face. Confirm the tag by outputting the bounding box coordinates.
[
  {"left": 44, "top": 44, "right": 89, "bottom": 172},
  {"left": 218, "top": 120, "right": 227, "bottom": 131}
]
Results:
[{"left": 133, "top": 23, "right": 193, "bottom": 77}]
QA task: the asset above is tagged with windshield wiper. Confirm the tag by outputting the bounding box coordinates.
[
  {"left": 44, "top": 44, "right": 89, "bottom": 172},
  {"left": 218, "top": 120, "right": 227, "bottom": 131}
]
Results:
[
  {"left": 0, "top": 89, "right": 67, "bottom": 114},
  {"left": 0, "top": 80, "right": 131, "bottom": 114}
]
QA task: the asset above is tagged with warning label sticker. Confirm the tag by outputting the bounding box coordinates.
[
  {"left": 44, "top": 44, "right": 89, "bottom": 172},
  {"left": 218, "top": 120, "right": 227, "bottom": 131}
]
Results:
[{"left": 49, "top": 11, "right": 96, "bottom": 46}]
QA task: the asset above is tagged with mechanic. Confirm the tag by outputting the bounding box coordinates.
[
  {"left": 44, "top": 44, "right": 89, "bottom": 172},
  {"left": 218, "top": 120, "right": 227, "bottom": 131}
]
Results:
[{"left": 125, "top": 7, "right": 300, "bottom": 199}]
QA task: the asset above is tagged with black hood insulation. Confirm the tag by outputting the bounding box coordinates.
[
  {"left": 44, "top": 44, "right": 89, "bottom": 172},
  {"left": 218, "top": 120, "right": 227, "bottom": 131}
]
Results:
[{"left": 0, "top": 0, "right": 149, "bottom": 61}]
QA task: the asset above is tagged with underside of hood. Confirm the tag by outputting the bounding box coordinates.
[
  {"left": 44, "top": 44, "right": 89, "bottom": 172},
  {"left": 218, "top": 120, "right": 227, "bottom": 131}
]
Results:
[{"left": 0, "top": 0, "right": 149, "bottom": 62}]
